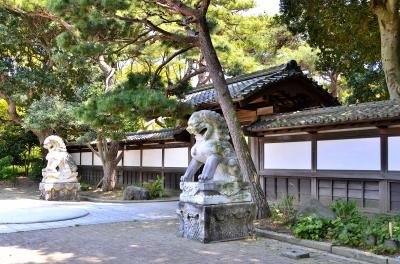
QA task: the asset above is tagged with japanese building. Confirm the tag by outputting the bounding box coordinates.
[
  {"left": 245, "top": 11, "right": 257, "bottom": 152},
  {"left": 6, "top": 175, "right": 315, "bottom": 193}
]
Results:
[{"left": 67, "top": 61, "right": 400, "bottom": 213}]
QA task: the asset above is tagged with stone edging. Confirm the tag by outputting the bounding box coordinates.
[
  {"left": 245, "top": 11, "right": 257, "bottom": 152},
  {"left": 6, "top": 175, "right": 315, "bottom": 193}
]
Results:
[
  {"left": 79, "top": 195, "right": 179, "bottom": 204},
  {"left": 255, "top": 228, "right": 400, "bottom": 264}
]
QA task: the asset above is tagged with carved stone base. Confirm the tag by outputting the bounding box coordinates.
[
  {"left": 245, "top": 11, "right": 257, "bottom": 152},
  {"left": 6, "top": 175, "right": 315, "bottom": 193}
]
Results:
[
  {"left": 39, "top": 182, "right": 80, "bottom": 201},
  {"left": 177, "top": 201, "right": 255, "bottom": 243}
]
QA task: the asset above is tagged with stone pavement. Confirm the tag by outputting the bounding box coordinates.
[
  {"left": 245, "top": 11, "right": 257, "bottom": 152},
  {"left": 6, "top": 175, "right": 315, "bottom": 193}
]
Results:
[
  {"left": 0, "top": 220, "right": 369, "bottom": 264},
  {"left": 0, "top": 199, "right": 176, "bottom": 233}
]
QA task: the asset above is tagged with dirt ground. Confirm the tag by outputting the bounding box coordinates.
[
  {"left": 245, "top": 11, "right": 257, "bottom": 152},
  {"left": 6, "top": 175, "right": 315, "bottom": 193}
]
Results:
[{"left": 0, "top": 177, "right": 39, "bottom": 200}]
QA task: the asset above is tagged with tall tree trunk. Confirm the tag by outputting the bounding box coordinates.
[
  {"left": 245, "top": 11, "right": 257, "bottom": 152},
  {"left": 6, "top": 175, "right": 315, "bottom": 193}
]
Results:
[
  {"left": 89, "top": 139, "right": 122, "bottom": 192},
  {"left": 372, "top": 0, "right": 400, "bottom": 99},
  {"left": 196, "top": 17, "right": 271, "bottom": 218},
  {"left": 102, "top": 159, "right": 117, "bottom": 192}
]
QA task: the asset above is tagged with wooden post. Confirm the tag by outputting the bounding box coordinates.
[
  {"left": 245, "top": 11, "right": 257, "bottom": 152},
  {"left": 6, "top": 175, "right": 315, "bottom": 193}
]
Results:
[
  {"left": 311, "top": 133, "right": 318, "bottom": 200},
  {"left": 161, "top": 147, "right": 165, "bottom": 188},
  {"left": 139, "top": 148, "right": 143, "bottom": 185}
]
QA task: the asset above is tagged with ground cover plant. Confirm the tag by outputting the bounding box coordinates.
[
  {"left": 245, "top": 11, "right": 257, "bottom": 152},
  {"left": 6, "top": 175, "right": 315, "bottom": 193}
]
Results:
[{"left": 269, "top": 198, "right": 400, "bottom": 255}]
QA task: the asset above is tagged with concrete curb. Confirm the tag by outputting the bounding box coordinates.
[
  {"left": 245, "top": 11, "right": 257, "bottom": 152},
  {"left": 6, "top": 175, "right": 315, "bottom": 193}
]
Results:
[
  {"left": 80, "top": 195, "right": 179, "bottom": 204},
  {"left": 255, "top": 228, "right": 400, "bottom": 264}
]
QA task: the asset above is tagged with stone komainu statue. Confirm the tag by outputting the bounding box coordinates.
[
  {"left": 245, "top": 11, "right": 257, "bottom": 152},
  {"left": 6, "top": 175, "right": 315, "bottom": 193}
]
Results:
[
  {"left": 181, "top": 110, "right": 241, "bottom": 183},
  {"left": 177, "top": 110, "right": 255, "bottom": 243},
  {"left": 42, "top": 135, "right": 78, "bottom": 183}
]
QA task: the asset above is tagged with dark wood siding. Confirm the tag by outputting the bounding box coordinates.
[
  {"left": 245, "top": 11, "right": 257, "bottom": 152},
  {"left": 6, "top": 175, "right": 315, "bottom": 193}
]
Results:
[
  {"left": 262, "top": 176, "right": 311, "bottom": 204},
  {"left": 79, "top": 165, "right": 184, "bottom": 190}
]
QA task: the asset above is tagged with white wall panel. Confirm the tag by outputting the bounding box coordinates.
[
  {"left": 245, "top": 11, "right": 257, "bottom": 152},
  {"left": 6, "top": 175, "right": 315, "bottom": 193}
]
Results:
[
  {"left": 264, "top": 141, "right": 311, "bottom": 170},
  {"left": 124, "top": 150, "right": 141, "bottom": 166},
  {"left": 81, "top": 152, "right": 92, "bottom": 166},
  {"left": 142, "top": 149, "right": 162, "bottom": 167},
  {"left": 164, "top": 148, "right": 188, "bottom": 167},
  {"left": 70, "top": 153, "right": 80, "bottom": 165},
  {"left": 317, "top": 138, "right": 380, "bottom": 170},
  {"left": 389, "top": 136, "right": 400, "bottom": 171},
  {"left": 93, "top": 154, "right": 102, "bottom": 166}
]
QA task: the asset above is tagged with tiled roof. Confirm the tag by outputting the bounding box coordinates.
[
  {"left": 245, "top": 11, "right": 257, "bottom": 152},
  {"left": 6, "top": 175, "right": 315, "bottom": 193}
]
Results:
[
  {"left": 125, "top": 127, "right": 188, "bottom": 143},
  {"left": 248, "top": 99, "right": 400, "bottom": 132},
  {"left": 184, "top": 60, "right": 330, "bottom": 107}
]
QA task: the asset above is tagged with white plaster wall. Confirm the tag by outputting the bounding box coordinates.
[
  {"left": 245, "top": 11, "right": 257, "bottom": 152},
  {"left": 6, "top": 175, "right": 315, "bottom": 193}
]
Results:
[
  {"left": 93, "top": 154, "right": 102, "bottom": 166},
  {"left": 124, "top": 150, "right": 141, "bottom": 166},
  {"left": 81, "top": 152, "right": 92, "bottom": 166},
  {"left": 70, "top": 153, "right": 80, "bottom": 165},
  {"left": 317, "top": 138, "right": 380, "bottom": 170},
  {"left": 142, "top": 149, "right": 162, "bottom": 167},
  {"left": 264, "top": 141, "right": 312, "bottom": 170},
  {"left": 388, "top": 136, "right": 400, "bottom": 171},
  {"left": 164, "top": 148, "right": 188, "bottom": 167}
]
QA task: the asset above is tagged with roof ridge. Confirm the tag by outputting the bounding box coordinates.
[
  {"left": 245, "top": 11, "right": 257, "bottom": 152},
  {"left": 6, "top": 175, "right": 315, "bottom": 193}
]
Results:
[
  {"left": 274, "top": 99, "right": 400, "bottom": 119},
  {"left": 125, "top": 127, "right": 183, "bottom": 136},
  {"left": 186, "top": 60, "right": 301, "bottom": 95}
]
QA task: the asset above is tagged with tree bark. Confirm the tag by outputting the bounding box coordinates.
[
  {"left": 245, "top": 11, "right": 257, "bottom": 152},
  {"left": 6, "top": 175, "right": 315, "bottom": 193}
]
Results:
[
  {"left": 371, "top": 0, "right": 400, "bottom": 99},
  {"left": 101, "top": 159, "right": 117, "bottom": 192},
  {"left": 88, "top": 139, "right": 122, "bottom": 192},
  {"left": 196, "top": 16, "right": 271, "bottom": 218}
]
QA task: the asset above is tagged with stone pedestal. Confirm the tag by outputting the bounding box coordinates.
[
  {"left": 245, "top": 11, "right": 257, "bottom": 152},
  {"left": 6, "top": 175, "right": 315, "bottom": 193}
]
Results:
[
  {"left": 177, "top": 201, "right": 255, "bottom": 243},
  {"left": 39, "top": 182, "right": 80, "bottom": 201}
]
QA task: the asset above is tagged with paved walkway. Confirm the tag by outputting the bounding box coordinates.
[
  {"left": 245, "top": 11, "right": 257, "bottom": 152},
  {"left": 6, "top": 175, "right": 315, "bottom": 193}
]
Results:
[
  {"left": 0, "top": 199, "right": 176, "bottom": 233},
  {"left": 0, "top": 220, "right": 368, "bottom": 264}
]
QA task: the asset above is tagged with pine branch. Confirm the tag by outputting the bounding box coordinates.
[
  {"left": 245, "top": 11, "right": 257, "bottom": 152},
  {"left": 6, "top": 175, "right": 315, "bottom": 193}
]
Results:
[{"left": 150, "top": 45, "right": 195, "bottom": 88}]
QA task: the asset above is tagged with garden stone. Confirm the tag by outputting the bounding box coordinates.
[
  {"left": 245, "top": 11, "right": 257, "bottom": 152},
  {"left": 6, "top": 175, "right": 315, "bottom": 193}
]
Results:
[
  {"left": 384, "top": 239, "right": 398, "bottom": 251},
  {"left": 40, "top": 135, "right": 80, "bottom": 201},
  {"left": 365, "top": 235, "right": 377, "bottom": 246},
  {"left": 123, "top": 186, "right": 150, "bottom": 200},
  {"left": 297, "top": 199, "right": 336, "bottom": 220},
  {"left": 178, "top": 111, "right": 255, "bottom": 243}
]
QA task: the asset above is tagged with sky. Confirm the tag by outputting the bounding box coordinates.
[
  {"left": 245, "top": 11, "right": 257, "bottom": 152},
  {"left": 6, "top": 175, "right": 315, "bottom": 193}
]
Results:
[{"left": 247, "top": 0, "right": 280, "bottom": 16}]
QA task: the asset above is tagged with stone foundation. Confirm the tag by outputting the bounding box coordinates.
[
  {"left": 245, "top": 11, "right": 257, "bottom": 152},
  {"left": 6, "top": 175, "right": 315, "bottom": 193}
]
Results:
[
  {"left": 39, "top": 182, "right": 80, "bottom": 201},
  {"left": 177, "top": 201, "right": 255, "bottom": 243}
]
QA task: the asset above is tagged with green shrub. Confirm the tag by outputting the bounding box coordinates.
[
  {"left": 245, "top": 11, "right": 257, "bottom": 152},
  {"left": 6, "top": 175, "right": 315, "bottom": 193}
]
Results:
[
  {"left": 29, "top": 159, "right": 44, "bottom": 182},
  {"left": 143, "top": 176, "right": 165, "bottom": 199},
  {"left": 328, "top": 200, "right": 367, "bottom": 247},
  {"left": 0, "top": 156, "right": 18, "bottom": 181},
  {"left": 271, "top": 195, "right": 297, "bottom": 225},
  {"left": 292, "top": 214, "right": 332, "bottom": 240},
  {"left": 80, "top": 182, "right": 92, "bottom": 191}
]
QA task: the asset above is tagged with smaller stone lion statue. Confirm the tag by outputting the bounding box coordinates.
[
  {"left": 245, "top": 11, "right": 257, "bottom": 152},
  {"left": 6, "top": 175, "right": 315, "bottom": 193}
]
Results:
[
  {"left": 181, "top": 110, "right": 241, "bottom": 183},
  {"left": 42, "top": 135, "right": 78, "bottom": 183}
]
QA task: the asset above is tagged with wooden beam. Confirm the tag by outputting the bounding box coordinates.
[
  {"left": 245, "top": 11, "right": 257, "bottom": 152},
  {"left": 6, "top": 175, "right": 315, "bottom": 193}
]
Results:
[{"left": 256, "top": 106, "right": 274, "bottom": 116}]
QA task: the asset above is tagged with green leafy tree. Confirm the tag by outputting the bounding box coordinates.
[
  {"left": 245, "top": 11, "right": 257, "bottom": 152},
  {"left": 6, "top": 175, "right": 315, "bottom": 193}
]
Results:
[
  {"left": 279, "top": 0, "right": 399, "bottom": 99},
  {"left": 76, "top": 73, "right": 192, "bottom": 191},
  {"left": 0, "top": 6, "right": 93, "bottom": 143},
  {"left": 45, "top": 0, "right": 272, "bottom": 216}
]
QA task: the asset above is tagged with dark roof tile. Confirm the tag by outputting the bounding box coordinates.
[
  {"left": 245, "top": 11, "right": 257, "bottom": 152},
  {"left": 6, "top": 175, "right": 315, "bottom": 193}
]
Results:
[
  {"left": 248, "top": 99, "right": 400, "bottom": 132},
  {"left": 184, "top": 60, "right": 313, "bottom": 107}
]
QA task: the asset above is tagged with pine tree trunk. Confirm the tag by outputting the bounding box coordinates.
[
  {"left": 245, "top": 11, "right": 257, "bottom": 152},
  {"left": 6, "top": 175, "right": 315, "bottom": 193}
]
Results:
[
  {"left": 101, "top": 159, "right": 117, "bottom": 192},
  {"left": 196, "top": 17, "right": 271, "bottom": 218},
  {"left": 372, "top": 0, "right": 400, "bottom": 99}
]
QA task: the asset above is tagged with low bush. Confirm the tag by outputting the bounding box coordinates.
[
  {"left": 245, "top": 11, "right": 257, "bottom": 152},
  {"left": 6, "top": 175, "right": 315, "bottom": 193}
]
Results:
[
  {"left": 0, "top": 156, "right": 19, "bottom": 182},
  {"left": 143, "top": 176, "right": 165, "bottom": 199},
  {"left": 29, "top": 159, "right": 44, "bottom": 182},
  {"left": 328, "top": 200, "right": 367, "bottom": 247},
  {"left": 271, "top": 195, "right": 297, "bottom": 225},
  {"left": 292, "top": 214, "right": 332, "bottom": 240}
]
